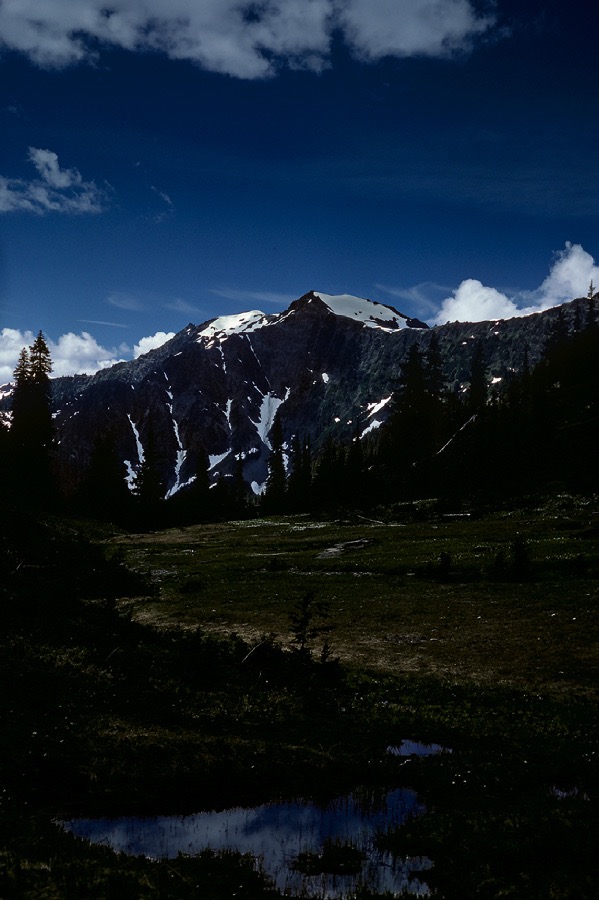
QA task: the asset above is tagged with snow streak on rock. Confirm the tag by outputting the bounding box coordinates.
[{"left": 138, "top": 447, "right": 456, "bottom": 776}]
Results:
[
  {"left": 164, "top": 376, "right": 189, "bottom": 498},
  {"left": 250, "top": 389, "right": 289, "bottom": 448},
  {"left": 124, "top": 413, "right": 144, "bottom": 491},
  {"left": 361, "top": 395, "right": 393, "bottom": 438},
  {"left": 209, "top": 451, "right": 230, "bottom": 472}
]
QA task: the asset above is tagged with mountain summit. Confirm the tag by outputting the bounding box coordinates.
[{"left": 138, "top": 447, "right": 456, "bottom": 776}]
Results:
[{"left": 2, "top": 289, "right": 589, "bottom": 499}]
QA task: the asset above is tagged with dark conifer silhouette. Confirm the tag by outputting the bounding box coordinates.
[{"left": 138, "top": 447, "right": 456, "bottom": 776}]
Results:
[
  {"left": 9, "top": 332, "right": 55, "bottom": 505},
  {"left": 132, "top": 420, "right": 165, "bottom": 526},
  {"left": 77, "top": 434, "right": 131, "bottom": 521},
  {"left": 262, "top": 411, "right": 287, "bottom": 513}
]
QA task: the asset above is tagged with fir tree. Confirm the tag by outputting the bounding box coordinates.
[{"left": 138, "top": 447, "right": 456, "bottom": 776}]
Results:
[
  {"left": 262, "top": 411, "right": 287, "bottom": 513},
  {"left": 287, "top": 435, "right": 312, "bottom": 512},
  {"left": 9, "top": 333, "right": 55, "bottom": 504},
  {"left": 467, "top": 340, "right": 487, "bottom": 414},
  {"left": 345, "top": 423, "right": 365, "bottom": 508},
  {"left": 132, "top": 420, "right": 165, "bottom": 524},
  {"left": 78, "top": 434, "right": 131, "bottom": 520}
]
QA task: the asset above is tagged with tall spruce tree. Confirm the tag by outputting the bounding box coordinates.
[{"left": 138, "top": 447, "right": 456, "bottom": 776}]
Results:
[
  {"left": 9, "top": 332, "right": 55, "bottom": 504},
  {"left": 78, "top": 434, "right": 131, "bottom": 521},
  {"left": 262, "top": 411, "right": 287, "bottom": 513},
  {"left": 467, "top": 340, "right": 487, "bottom": 414},
  {"left": 132, "top": 420, "right": 165, "bottom": 526},
  {"left": 287, "top": 434, "right": 312, "bottom": 512}
]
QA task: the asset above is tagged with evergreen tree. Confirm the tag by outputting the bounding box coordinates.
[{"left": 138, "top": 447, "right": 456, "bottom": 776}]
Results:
[
  {"left": 9, "top": 348, "right": 33, "bottom": 451},
  {"left": 311, "top": 436, "right": 344, "bottom": 511},
  {"left": 381, "top": 343, "right": 435, "bottom": 497},
  {"left": 345, "top": 423, "right": 365, "bottom": 507},
  {"left": 467, "top": 340, "right": 487, "bottom": 414},
  {"left": 132, "top": 420, "right": 165, "bottom": 525},
  {"left": 262, "top": 411, "right": 287, "bottom": 513},
  {"left": 287, "top": 434, "right": 312, "bottom": 512},
  {"left": 78, "top": 434, "right": 131, "bottom": 520},
  {"left": 9, "top": 333, "right": 55, "bottom": 504}
]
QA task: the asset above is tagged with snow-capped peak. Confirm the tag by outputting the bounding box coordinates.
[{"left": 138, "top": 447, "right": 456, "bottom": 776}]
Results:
[
  {"left": 313, "top": 292, "right": 408, "bottom": 330},
  {"left": 198, "top": 310, "right": 269, "bottom": 341}
]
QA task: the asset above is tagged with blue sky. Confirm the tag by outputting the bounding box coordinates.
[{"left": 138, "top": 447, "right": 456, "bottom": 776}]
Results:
[{"left": 1, "top": 0, "right": 598, "bottom": 378}]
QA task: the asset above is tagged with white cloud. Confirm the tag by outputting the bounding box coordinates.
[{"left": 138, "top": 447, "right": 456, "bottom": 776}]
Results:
[
  {"left": 432, "top": 243, "right": 599, "bottom": 325},
  {"left": 50, "top": 332, "right": 128, "bottom": 376},
  {"left": 0, "top": 147, "right": 107, "bottom": 215},
  {"left": 0, "top": 328, "right": 127, "bottom": 381},
  {"left": 0, "top": 1, "right": 496, "bottom": 78},
  {"left": 340, "top": 0, "right": 493, "bottom": 62},
  {"left": 28, "top": 147, "right": 80, "bottom": 188},
  {"left": 133, "top": 332, "right": 175, "bottom": 357},
  {"left": 0, "top": 326, "right": 175, "bottom": 380}
]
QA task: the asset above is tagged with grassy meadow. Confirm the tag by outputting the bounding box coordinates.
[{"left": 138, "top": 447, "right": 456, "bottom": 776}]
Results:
[
  {"left": 112, "top": 501, "right": 599, "bottom": 697},
  {"left": 1, "top": 495, "right": 598, "bottom": 898}
]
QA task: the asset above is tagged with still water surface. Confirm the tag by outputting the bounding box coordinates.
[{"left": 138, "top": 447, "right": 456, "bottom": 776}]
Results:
[{"left": 61, "top": 785, "right": 432, "bottom": 897}]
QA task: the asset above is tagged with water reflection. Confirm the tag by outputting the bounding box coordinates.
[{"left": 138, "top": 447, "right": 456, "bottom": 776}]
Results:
[
  {"left": 387, "top": 740, "right": 452, "bottom": 757},
  {"left": 61, "top": 786, "right": 431, "bottom": 897}
]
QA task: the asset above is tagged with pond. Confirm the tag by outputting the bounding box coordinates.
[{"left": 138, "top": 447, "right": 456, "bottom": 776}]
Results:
[{"left": 60, "top": 785, "right": 432, "bottom": 897}]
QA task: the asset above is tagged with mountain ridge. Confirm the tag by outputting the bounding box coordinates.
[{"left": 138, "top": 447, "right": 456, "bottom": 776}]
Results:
[{"left": 0, "top": 290, "right": 592, "bottom": 498}]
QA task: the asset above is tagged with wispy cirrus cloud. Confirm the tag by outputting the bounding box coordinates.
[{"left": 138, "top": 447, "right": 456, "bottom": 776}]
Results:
[
  {"left": 163, "top": 298, "right": 203, "bottom": 316},
  {"left": 376, "top": 281, "right": 452, "bottom": 319},
  {"left": 106, "top": 292, "right": 145, "bottom": 312},
  {"left": 0, "top": 1, "right": 496, "bottom": 78},
  {"left": 0, "top": 147, "right": 108, "bottom": 215},
  {"left": 209, "top": 287, "right": 297, "bottom": 306}
]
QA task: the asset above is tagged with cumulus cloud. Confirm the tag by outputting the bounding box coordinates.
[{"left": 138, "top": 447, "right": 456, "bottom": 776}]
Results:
[
  {"left": 0, "top": 328, "right": 129, "bottom": 381},
  {"left": 133, "top": 332, "right": 175, "bottom": 357},
  {"left": 0, "top": 326, "right": 179, "bottom": 381},
  {"left": 0, "top": 0, "right": 496, "bottom": 78},
  {"left": 432, "top": 243, "right": 599, "bottom": 325},
  {"left": 0, "top": 147, "right": 107, "bottom": 215}
]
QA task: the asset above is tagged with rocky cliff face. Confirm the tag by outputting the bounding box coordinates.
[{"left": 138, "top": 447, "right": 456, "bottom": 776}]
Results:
[{"left": 2, "top": 290, "right": 590, "bottom": 497}]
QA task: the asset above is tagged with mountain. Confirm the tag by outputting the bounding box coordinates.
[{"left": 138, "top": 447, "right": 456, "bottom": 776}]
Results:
[{"left": 0, "top": 289, "right": 592, "bottom": 498}]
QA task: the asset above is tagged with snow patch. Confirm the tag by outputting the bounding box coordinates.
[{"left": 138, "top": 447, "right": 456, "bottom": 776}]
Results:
[
  {"left": 224, "top": 398, "right": 233, "bottom": 429},
  {"left": 209, "top": 451, "right": 230, "bottom": 471},
  {"left": 361, "top": 419, "right": 383, "bottom": 438},
  {"left": 250, "top": 389, "right": 290, "bottom": 448},
  {"left": 198, "top": 310, "right": 269, "bottom": 342},
  {"left": 366, "top": 396, "right": 392, "bottom": 419},
  {"left": 314, "top": 292, "right": 407, "bottom": 331},
  {"left": 128, "top": 415, "right": 144, "bottom": 465}
]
